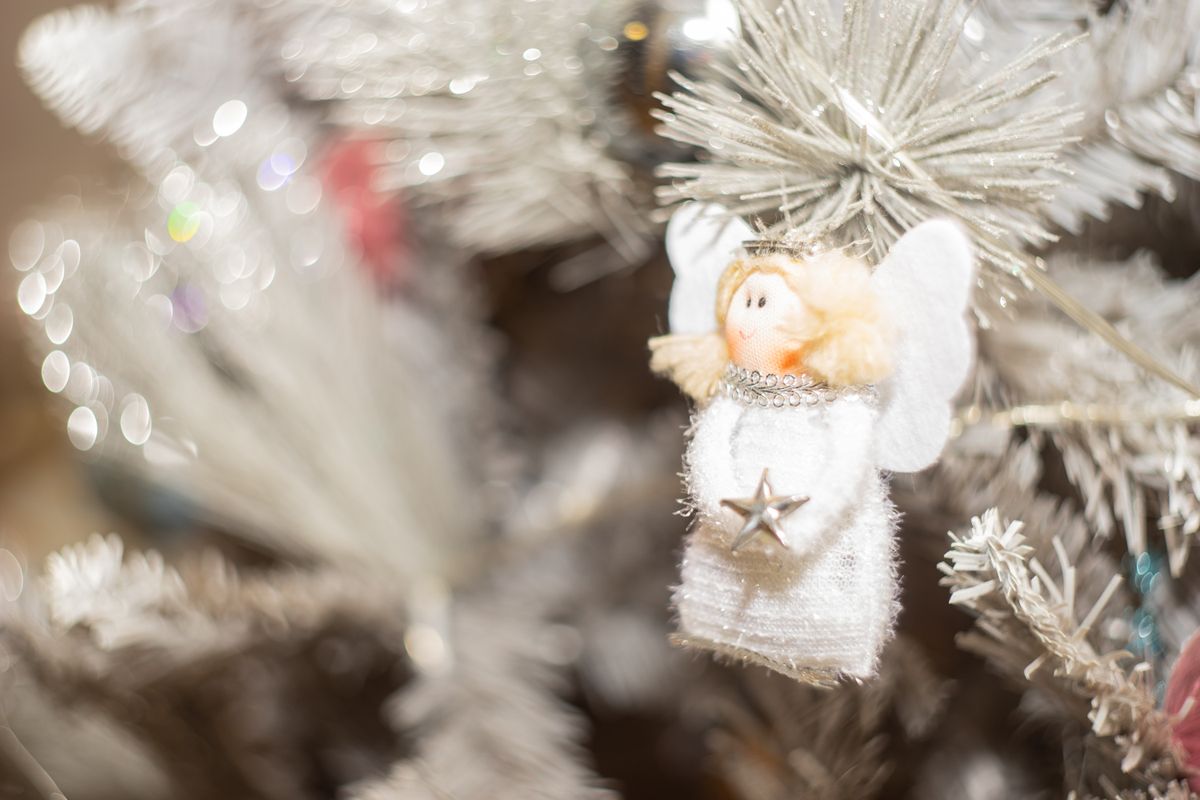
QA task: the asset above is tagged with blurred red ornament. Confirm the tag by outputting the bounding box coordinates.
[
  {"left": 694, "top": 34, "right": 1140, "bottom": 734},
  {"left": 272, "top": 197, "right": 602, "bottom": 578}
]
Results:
[
  {"left": 1166, "top": 631, "right": 1200, "bottom": 790},
  {"left": 319, "top": 136, "right": 409, "bottom": 288}
]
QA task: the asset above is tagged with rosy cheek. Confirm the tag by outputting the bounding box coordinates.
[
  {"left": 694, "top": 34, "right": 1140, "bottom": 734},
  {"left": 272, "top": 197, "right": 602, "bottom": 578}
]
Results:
[
  {"left": 727, "top": 327, "right": 807, "bottom": 375},
  {"left": 724, "top": 326, "right": 742, "bottom": 361},
  {"left": 775, "top": 346, "right": 805, "bottom": 374}
]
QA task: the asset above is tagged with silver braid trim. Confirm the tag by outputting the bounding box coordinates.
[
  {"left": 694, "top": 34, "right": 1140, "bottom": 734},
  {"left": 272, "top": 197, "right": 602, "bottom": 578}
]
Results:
[{"left": 722, "top": 364, "right": 876, "bottom": 409}]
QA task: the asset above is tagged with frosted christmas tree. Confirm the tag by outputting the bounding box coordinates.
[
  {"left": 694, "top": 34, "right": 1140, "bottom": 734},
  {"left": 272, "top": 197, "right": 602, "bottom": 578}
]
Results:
[{"left": 1, "top": 0, "right": 1200, "bottom": 798}]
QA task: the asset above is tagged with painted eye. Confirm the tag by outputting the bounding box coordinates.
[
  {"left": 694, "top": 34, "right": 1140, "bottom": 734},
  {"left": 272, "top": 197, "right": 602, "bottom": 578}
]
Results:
[
  {"left": 757, "top": 296, "right": 767, "bottom": 308},
  {"left": 745, "top": 294, "right": 751, "bottom": 308}
]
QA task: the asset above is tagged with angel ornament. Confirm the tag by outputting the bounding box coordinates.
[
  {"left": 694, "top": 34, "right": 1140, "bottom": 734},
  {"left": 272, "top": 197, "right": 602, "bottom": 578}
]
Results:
[{"left": 650, "top": 203, "right": 975, "bottom": 683}]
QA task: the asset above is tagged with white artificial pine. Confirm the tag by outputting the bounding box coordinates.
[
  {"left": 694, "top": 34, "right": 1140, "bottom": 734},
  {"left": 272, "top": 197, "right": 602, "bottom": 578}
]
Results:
[
  {"left": 1046, "top": 0, "right": 1200, "bottom": 231},
  {"left": 941, "top": 510, "right": 1186, "bottom": 793},
  {"left": 351, "top": 598, "right": 612, "bottom": 800},
  {"left": 958, "top": 0, "right": 1200, "bottom": 228},
  {"left": 7, "top": 0, "right": 1200, "bottom": 797},
  {"left": 654, "top": 0, "right": 1079, "bottom": 281},
  {"left": 977, "top": 253, "right": 1200, "bottom": 570},
  {"left": 16, "top": 2, "right": 484, "bottom": 579},
  {"left": 255, "top": 0, "right": 652, "bottom": 261}
]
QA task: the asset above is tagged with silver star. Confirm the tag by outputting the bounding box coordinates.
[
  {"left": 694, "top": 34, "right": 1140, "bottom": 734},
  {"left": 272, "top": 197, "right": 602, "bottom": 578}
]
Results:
[{"left": 721, "top": 469, "right": 809, "bottom": 552}]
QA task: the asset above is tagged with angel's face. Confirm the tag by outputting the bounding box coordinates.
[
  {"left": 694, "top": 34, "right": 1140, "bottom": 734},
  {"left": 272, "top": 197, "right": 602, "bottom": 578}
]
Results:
[{"left": 724, "top": 271, "right": 808, "bottom": 376}]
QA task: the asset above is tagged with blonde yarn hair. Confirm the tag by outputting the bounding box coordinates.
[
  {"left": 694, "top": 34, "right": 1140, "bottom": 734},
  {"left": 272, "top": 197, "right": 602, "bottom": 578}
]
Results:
[{"left": 650, "top": 251, "right": 894, "bottom": 401}]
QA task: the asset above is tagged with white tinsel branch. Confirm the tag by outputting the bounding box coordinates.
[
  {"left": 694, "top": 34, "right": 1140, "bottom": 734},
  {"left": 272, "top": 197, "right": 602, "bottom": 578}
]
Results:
[
  {"left": 976, "top": 252, "right": 1200, "bottom": 571},
  {"left": 14, "top": 0, "right": 489, "bottom": 578},
  {"left": 19, "top": 3, "right": 261, "bottom": 176},
  {"left": 654, "top": 0, "right": 1080, "bottom": 284},
  {"left": 350, "top": 599, "right": 612, "bottom": 800},
  {"left": 970, "top": 0, "right": 1200, "bottom": 232},
  {"left": 6, "top": 534, "right": 411, "bottom": 682},
  {"left": 257, "top": 0, "right": 652, "bottom": 261},
  {"left": 0, "top": 535, "right": 415, "bottom": 799},
  {"left": 940, "top": 510, "right": 1184, "bottom": 791}
]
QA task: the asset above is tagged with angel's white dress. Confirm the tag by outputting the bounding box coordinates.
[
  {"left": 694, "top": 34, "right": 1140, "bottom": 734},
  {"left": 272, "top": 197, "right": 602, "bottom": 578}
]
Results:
[
  {"left": 661, "top": 208, "right": 974, "bottom": 682},
  {"left": 674, "top": 376, "right": 900, "bottom": 682}
]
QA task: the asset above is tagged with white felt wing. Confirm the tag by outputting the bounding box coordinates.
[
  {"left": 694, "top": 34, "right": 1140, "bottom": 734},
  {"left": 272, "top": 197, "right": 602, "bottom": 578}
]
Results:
[
  {"left": 872, "top": 220, "right": 975, "bottom": 474},
  {"left": 665, "top": 203, "right": 755, "bottom": 335}
]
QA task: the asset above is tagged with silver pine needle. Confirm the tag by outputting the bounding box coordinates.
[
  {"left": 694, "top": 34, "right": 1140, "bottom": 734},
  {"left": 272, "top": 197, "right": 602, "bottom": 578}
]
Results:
[
  {"left": 15, "top": 2, "right": 489, "bottom": 578},
  {"left": 971, "top": 0, "right": 1200, "bottom": 233},
  {"left": 977, "top": 253, "right": 1200, "bottom": 571},
  {"left": 262, "top": 0, "right": 652, "bottom": 262},
  {"left": 654, "top": 0, "right": 1081, "bottom": 290},
  {"left": 940, "top": 510, "right": 1186, "bottom": 794}
]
